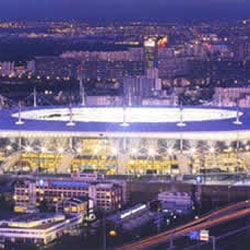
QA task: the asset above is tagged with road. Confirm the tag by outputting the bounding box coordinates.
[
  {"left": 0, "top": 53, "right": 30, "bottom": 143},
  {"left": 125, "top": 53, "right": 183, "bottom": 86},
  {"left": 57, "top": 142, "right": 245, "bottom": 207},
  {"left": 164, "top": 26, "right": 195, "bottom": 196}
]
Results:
[{"left": 116, "top": 200, "right": 250, "bottom": 250}]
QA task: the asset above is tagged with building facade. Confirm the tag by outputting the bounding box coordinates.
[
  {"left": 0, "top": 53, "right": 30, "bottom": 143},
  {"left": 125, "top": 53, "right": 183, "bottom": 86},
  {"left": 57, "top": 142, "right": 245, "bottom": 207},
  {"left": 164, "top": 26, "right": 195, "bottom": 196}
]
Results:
[{"left": 14, "top": 178, "right": 124, "bottom": 213}]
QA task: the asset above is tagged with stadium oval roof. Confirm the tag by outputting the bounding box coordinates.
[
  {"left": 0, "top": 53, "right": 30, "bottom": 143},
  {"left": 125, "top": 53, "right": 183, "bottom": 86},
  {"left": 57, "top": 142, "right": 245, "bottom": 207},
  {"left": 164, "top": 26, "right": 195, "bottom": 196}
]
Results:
[{"left": 0, "top": 105, "right": 250, "bottom": 141}]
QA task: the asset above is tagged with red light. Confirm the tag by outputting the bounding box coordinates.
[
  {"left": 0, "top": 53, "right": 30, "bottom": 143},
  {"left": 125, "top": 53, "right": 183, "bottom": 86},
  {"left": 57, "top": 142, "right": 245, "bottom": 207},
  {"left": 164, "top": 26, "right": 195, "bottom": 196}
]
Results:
[{"left": 157, "top": 36, "right": 168, "bottom": 48}]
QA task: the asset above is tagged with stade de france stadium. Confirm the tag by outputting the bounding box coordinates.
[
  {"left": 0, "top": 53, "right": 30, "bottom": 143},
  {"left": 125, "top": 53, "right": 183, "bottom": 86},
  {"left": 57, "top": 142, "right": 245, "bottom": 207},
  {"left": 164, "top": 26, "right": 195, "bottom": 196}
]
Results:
[{"left": 0, "top": 105, "right": 250, "bottom": 175}]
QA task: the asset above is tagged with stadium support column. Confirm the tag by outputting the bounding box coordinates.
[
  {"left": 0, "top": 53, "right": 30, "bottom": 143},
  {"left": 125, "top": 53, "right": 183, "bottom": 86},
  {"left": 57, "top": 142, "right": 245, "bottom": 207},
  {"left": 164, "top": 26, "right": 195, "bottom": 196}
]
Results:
[
  {"left": 78, "top": 65, "right": 85, "bottom": 106},
  {"left": 177, "top": 154, "right": 190, "bottom": 175},
  {"left": 33, "top": 86, "right": 37, "bottom": 108},
  {"left": 18, "top": 136, "right": 22, "bottom": 151},
  {"left": 116, "top": 138, "right": 129, "bottom": 175},
  {"left": 177, "top": 134, "right": 191, "bottom": 175},
  {"left": 69, "top": 136, "right": 73, "bottom": 151},
  {"left": 236, "top": 131, "right": 240, "bottom": 173},
  {"left": 29, "top": 181, "right": 36, "bottom": 207}
]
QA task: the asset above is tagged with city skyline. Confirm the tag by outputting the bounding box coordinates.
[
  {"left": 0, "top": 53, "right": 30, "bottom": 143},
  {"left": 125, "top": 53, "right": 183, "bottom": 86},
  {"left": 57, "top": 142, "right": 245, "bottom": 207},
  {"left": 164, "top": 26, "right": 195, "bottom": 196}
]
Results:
[
  {"left": 0, "top": 0, "right": 250, "bottom": 21},
  {"left": 0, "top": 1, "right": 249, "bottom": 249}
]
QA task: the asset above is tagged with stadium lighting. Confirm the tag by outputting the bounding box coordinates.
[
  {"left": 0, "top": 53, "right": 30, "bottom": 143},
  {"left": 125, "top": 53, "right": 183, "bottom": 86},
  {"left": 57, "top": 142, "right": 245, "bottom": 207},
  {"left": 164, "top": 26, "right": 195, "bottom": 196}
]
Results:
[
  {"left": 148, "top": 147, "right": 156, "bottom": 156},
  {"left": 120, "top": 106, "right": 130, "bottom": 127},
  {"left": 233, "top": 108, "right": 242, "bottom": 125},
  {"left": 76, "top": 147, "right": 82, "bottom": 154},
  {"left": 209, "top": 146, "right": 215, "bottom": 154},
  {"left": 25, "top": 145, "right": 33, "bottom": 153},
  {"left": 57, "top": 147, "right": 64, "bottom": 154},
  {"left": 111, "top": 147, "right": 118, "bottom": 155},
  {"left": 6, "top": 145, "right": 12, "bottom": 151},
  {"left": 93, "top": 147, "right": 99, "bottom": 154},
  {"left": 12, "top": 107, "right": 240, "bottom": 123},
  {"left": 41, "top": 146, "right": 47, "bottom": 153},
  {"left": 190, "top": 147, "right": 196, "bottom": 155},
  {"left": 131, "top": 148, "right": 137, "bottom": 155},
  {"left": 66, "top": 103, "right": 75, "bottom": 126},
  {"left": 167, "top": 147, "right": 173, "bottom": 156},
  {"left": 66, "top": 121, "right": 76, "bottom": 126},
  {"left": 177, "top": 104, "right": 186, "bottom": 127},
  {"left": 15, "top": 102, "right": 24, "bottom": 125},
  {"left": 120, "top": 122, "right": 130, "bottom": 127},
  {"left": 176, "top": 121, "right": 186, "bottom": 127},
  {"left": 233, "top": 119, "right": 242, "bottom": 125}
]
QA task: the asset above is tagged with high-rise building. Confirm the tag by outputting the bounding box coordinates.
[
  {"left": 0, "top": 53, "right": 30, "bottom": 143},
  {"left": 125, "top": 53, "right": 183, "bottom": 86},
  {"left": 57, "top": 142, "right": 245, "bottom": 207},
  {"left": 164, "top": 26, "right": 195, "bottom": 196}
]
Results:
[
  {"left": 143, "top": 37, "right": 157, "bottom": 69},
  {"left": 123, "top": 74, "right": 162, "bottom": 106}
]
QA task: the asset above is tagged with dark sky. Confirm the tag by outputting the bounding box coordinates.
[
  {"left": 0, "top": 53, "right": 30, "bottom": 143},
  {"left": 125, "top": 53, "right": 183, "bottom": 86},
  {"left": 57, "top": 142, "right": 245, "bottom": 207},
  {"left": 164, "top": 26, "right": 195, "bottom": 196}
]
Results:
[{"left": 0, "top": 0, "right": 250, "bottom": 22}]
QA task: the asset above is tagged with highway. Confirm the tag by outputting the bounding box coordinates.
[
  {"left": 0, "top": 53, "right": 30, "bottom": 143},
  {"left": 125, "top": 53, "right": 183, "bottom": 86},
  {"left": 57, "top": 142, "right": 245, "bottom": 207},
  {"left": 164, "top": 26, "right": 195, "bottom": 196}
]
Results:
[{"left": 116, "top": 200, "right": 250, "bottom": 250}]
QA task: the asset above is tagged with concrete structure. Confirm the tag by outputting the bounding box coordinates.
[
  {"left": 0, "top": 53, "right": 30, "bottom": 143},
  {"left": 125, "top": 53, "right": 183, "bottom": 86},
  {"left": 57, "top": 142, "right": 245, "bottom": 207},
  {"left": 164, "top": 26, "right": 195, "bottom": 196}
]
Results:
[
  {"left": 158, "top": 191, "right": 193, "bottom": 213},
  {"left": 144, "top": 37, "right": 157, "bottom": 69},
  {"left": 0, "top": 105, "right": 249, "bottom": 175},
  {"left": 106, "top": 203, "right": 154, "bottom": 231},
  {"left": 123, "top": 75, "right": 161, "bottom": 105},
  {"left": 212, "top": 86, "right": 250, "bottom": 107},
  {"left": 62, "top": 197, "right": 93, "bottom": 216},
  {"left": 14, "top": 177, "right": 124, "bottom": 213},
  {"left": 0, "top": 213, "right": 83, "bottom": 246},
  {"left": 158, "top": 191, "right": 192, "bottom": 205}
]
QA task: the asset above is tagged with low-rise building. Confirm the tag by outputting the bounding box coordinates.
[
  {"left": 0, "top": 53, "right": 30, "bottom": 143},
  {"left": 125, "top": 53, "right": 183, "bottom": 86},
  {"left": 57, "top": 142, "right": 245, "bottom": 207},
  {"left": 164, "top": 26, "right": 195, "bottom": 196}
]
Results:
[
  {"left": 158, "top": 191, "right": 192, "bottom": 205},
  {"left": 14, "top": 177, "right": 124, "bottom": 213},
  {"left": 157, "top": 191, "right": 193, "bottom": 213},
  {"left": 0, "top": 213, "right": 83, "bottom": 246},
  {"left": 107, "top": 203, "right": 154, "bottom": 231},
  {"left": 62, "top": 197, "right": 93, "bottom": 217}
]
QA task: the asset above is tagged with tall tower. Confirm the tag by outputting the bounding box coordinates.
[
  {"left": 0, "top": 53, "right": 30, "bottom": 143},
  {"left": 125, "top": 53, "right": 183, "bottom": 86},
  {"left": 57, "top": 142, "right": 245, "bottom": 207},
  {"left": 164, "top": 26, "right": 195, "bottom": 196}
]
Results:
[
  {"left": 143, "top": 37, "right": 157, "bottom": 70},
  {"left": 78, "top": 65, "right": 85, "bottom": 106}
]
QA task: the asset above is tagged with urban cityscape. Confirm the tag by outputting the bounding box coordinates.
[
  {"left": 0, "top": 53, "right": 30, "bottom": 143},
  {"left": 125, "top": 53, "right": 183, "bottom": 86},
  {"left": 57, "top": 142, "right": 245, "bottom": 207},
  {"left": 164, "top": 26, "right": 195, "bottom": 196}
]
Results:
[{"left": 0, "top": 1, "right": 250, "bottom": 250}]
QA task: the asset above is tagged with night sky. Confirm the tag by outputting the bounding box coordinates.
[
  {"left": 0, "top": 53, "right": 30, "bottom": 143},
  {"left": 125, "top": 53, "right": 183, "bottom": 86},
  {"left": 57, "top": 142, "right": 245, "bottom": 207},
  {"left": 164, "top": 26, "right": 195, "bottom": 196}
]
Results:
[{"left": 0, "top": 0, "right": 249, "bottom": 21}]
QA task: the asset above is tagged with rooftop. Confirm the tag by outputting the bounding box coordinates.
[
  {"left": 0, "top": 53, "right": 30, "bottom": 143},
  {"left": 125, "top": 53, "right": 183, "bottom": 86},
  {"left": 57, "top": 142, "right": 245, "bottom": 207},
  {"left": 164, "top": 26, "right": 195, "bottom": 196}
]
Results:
[
  {"left": 0, "top": 105, "right": 249, "bottom": 141},
  {"left": 51, "top": 181, "right": 88, "bottom": 188},
  {"left": 0, "top": 213, "right": 66, "bottom": 230}
]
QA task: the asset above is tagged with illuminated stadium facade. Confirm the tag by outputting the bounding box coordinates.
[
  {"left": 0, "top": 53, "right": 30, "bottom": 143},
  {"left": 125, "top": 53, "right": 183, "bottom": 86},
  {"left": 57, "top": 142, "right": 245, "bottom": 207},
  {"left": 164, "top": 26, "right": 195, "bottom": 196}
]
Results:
[{"left": 0, "top": 105, "right": 250, "bottom": 175}]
